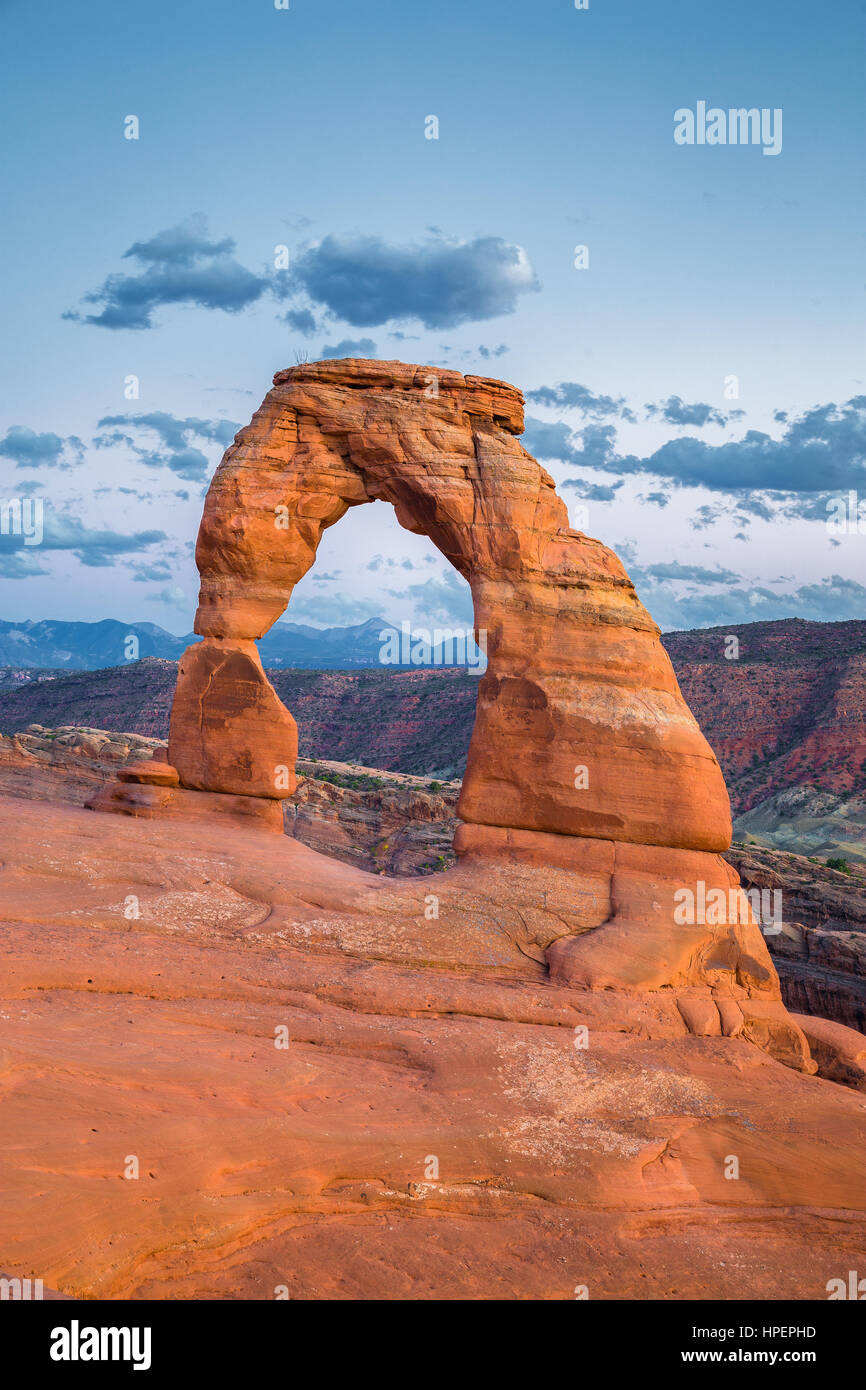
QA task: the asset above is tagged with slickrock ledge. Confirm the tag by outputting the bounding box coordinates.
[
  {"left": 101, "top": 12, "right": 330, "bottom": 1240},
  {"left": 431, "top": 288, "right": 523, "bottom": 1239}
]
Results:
[{"left": 0, "top": 793, "right": 864, "bottom": 1300}]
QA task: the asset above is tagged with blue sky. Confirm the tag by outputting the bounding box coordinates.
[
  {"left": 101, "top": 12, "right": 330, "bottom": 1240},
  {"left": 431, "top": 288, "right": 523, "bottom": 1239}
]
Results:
[{"left": 1, "top": 0, "right": 864, "bottom": 634}]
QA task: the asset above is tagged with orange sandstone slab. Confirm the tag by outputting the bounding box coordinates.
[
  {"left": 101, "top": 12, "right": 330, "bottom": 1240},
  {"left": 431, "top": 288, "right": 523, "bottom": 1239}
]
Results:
[{"left": 117, "top": 760, "right": 179, "bottom": 787}]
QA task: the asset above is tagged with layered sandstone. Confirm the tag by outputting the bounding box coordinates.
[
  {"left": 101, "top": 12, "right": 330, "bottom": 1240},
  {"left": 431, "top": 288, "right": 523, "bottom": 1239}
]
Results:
[
  {"left": 169, "top": 639, "right": 298, "bottom": 798},
  {"left": 665, "top": 619, "right": 866, "bottom": 814},
  {"left": 0, "top": 724, "right": 165, "bottom": 804},
  {"left": 169, "top": 359, "right": 730, "bottom": 852},
  {"left": 727, "top": 843, "right": 866, "bottom": 1032}
]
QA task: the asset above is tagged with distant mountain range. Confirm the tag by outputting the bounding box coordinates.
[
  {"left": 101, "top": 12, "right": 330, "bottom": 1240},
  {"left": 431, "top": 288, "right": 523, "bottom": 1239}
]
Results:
[
  {"left": 0, "top": 619, "right": 188, "bottom": 670},
  {"left": 0, "top": 617, "right": 485, "bottom": 671}
]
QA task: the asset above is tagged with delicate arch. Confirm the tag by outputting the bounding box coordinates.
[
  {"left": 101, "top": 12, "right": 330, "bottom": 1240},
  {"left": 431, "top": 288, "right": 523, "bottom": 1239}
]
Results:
[{"left": 168, "top": 359, "right": 731, "bottom": 852}]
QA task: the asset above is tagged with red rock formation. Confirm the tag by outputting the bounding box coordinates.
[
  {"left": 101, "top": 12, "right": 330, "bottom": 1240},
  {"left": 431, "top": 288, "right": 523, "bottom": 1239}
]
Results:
[
  {"left": 792, "top": 1013, "right": 866, "bottom": 1091},
  {"left": 115, "top": 360, "right": 811, "bottom": 1064},
  {"left": 169, "top": 639, "right": 298, "bottom": 798},
  {"left": 3, "top": 347, "right": 863, "bottom": 1298},
  {"left": 4, "top": 617, "right": 864, "bottom": 833},
  {"left": 6, "top": 728, "right": 864, "bottom": 1041},
  {"left": 0, "top": 725, "right": 166, "bottom": 804},
  {"left": 0, "top": 726, "right": 459, "bottom": 873},
  {"left": 727, "top": 843, "right": 866, "bottom": 1031},
  {"left": 171, "top": 360, "right": 730, "bottom": 852}
]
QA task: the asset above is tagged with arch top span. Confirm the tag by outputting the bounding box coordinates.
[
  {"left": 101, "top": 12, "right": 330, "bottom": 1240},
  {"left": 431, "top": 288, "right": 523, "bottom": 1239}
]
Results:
[
  {"left": 273, "top": 357, "right": 526, "bottom": 433},
  {"left": 168, "top": 358, "right": 732, "bottom": 855},
  {"left": 194, "top": 357, "right": 554, "bottom": 640}
]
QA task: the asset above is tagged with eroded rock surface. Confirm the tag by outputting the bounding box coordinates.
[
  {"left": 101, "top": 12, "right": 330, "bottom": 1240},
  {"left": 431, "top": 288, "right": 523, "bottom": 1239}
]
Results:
[
  {"left": 0, "top": 724, "right": 165, "bottom": 804},
  {"left": 128, "top": 361, "right": 820, "bottom": 1062},
  {"left": 1, "top": 794, "right": 864, "bottom": 1301},
  {"left": 284, "top": 761, "right": 460, "bottom": 875},
  {"left": 170, "top": 359, "right": 730, "bottom": 853},
  {"left": 169, "top": 639, "right": 298, "bottom": 798},
  {"left": 6, "top": 730, "right": 863, "bottom": 1035}
]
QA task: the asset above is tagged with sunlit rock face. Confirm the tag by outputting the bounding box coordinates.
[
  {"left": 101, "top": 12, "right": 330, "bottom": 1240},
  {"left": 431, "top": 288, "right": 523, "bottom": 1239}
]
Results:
[
  {"left": 155, "top": 360, "right": 813, "bottom": 1066},
  {"left": 170, "top": 358, "right": 731, "bottom": 852}
]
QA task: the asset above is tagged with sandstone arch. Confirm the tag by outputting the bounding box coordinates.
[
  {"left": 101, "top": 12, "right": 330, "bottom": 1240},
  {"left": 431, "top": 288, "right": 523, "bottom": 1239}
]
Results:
[
  {"left": 167, "top": 358, "right": 731, "bottom": 854},
  {"left": 89, "top": 359, "right": 814, "bottom": 1067}
]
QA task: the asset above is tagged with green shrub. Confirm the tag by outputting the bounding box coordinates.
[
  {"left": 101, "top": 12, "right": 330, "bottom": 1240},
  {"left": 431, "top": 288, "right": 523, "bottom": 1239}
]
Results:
[{"left": 826, "top": 857, "right": 852, "bottom": 874}]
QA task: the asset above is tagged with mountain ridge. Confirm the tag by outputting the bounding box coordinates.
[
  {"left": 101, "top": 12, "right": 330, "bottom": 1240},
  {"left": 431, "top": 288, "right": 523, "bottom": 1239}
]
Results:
[{"left": 0, "top": 615, "right": 486, "bottom": 670}]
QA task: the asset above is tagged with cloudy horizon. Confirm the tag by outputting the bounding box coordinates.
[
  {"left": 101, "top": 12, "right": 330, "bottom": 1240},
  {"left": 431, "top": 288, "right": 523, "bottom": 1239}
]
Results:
[{"left": 2, "top": 0, "right": 863, "bottom": 637}]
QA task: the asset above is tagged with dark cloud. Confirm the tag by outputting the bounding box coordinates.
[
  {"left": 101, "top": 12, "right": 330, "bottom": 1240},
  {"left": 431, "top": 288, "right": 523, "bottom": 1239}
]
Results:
[
  {"left": 69, "top": 221, "right": 536, "bottom": 335},
  {"left": 644, "top": 396, "right": 732, "bottom": 428},
  {"left": 0, "top": 426, "right": 84, "bottom": 469},
  {"left": 521, "top": 418, "right": 579, "bottom": 463},
  {"left": 525, "top": 382, "right": 635, "bottom": 421},
  {"left": 95, "top": 412, "right": 239, "bottom": 481},
  {"left": 778, "top": 493, "right": 837, "bottom": 522},
  {"left": 641, "top": 490, "right": 671, "bottom": 508},
  {"left": 283, "top": 307, "right": 318, "bottom": 336},
  {"left": 734, "top": 495, "right": 776, "bottom": 521},
  {"left": 124, "top": 222, "right": 236, "bottom": 264},
  {"left": 522, "top": 418, "right": 619, "bottom": 474},
  {"left": 287, "top": 234, "right": 538, "bottom": 330},
  {"left": 320, "top": 337, "right": 378, "bottom": 359},
  {"left": 131, "top": 560, "right": 174, "bottom": 582},
  {"left": 64, "top": 215, "right": 269, "bottom": 330},
  {"left": 49, "top": 518, "right": 168, "bottom": 567},
  {"left": 367, "top": 555, "right": 417, "bottom": 572},
  {"left": 477, "top": 344, "right": 509, "bottom": 359},
  {"left": 639, "top": 560, "right": 740, "bottom": 584},
  {"left": 562, "top": 477, "right": 624, "bottom": 502},
  {"left": 0, "top": 551, "right": 51, "bottom": 579},
  {"left": 691, "top": 503, "right": 727, "bottom": 529},
  {"left": 524, "top": 397, "right": 866, "bottom": 496},
  {"left": 0, "top": 508, "right": 167, "bottom": 568}
]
